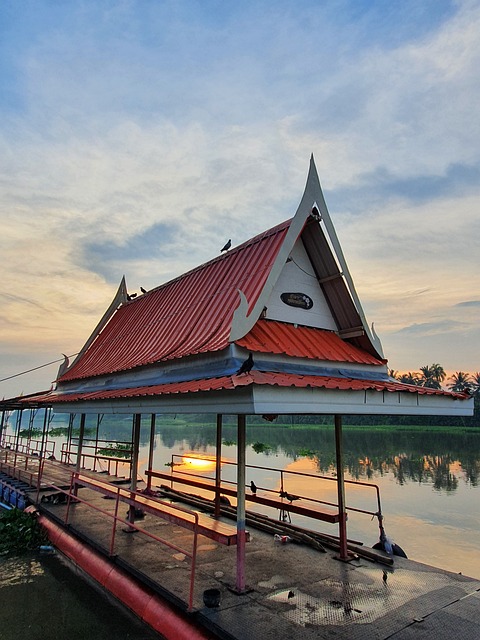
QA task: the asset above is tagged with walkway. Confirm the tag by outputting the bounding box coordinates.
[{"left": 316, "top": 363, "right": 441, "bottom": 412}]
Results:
[
  {"left": 39, "top": 480, "right": 480, "bottom": 640},
  {"left": 2, "top": 446, "right": 480, "bottom": 639}
]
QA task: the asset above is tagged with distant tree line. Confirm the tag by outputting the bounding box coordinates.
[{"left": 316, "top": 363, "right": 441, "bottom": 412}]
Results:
[{"left": 386, "top": 364, "right": 479, "bottom": 426}]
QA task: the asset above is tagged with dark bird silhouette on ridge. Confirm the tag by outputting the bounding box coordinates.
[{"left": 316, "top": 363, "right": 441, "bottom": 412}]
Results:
[
  {"left": 250, "top": 481, "right": 257, "bottom": 494},
  {"left": 237, "top": 353, "right": 254, "bottom": 375},
  {"left": 140, "top": 287, "right": 147, "bottom": 294},
  {"left": 221, "top": 239, "right": 231, "bottom": 252},
  {"left": 127, "top": 293, "right": 137, "bottom": 301}
]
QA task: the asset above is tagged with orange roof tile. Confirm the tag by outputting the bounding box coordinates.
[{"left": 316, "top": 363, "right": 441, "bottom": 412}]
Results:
[
  {"left": 59, "top": 221, "right": 290, "bottom": 382},
  {"left": 25, "top": 371, "right": 468, "bottom": 405},
  {"left": 237, "top": 319, "right": 385, "bottom": 365}
]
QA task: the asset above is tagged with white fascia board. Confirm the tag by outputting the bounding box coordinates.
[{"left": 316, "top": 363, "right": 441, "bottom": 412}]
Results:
[
  {"left": 53, "top": 386, "right": 473, "bottom": 417},
  {"left": 251, "top": 386, "right": 474, "bottom": 416},
  {"left": 52, "top": 388, "right": 257, "bottom": 415}
]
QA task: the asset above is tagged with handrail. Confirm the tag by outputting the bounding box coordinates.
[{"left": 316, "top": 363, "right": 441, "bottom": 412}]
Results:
[
  {"left": 1, "top": 434, "right": 55, "bottom": 458},
  {"left": 36, "top": 465, "right": 199, "bottom": 611},
  {"left": 60, "top": 443, "right": 132, "bottom": 476},
  {"left": 169, "top": 453, "right": 383, "bottom": 521}
]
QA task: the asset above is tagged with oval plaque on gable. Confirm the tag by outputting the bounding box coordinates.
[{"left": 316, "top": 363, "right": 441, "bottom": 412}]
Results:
[{"left": 280, "top": 292, "right": 314, "bottom": 310}]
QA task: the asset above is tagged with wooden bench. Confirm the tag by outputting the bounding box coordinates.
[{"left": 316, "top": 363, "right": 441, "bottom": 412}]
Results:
[
  {"left": 73, "top": 473, "right": 240, "bottom": 546},
  {"left": 145, "top": 470, "right": 340, "bottom": 524}
]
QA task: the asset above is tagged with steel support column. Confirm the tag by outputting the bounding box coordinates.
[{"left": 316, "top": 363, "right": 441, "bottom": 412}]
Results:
[
  {"left": 39, "top": 407, "right": 49, "bottom": 458},
  {"left": 146, "top": 414, "right": 156, "bottom": 492},
  {"left": 15, "top": 409, "right": 23, "bottom": 451},
  {"left": 214, "top": 414, "right": 223, "bottom": 518},
  {"left": 75, "top": 414, "right": 86, "bottom": 473},
  {"left": 236, "top": 414, "right": 247, "bottom": 592},
  {"left": 0, "top": 409, "right": 6, "bottom": 446},
  {"left": 127, "top": 413, "right": 142, "bottom": 527},
  {"left": 335, "top": 414, "right": 349, "bottom": 560}
]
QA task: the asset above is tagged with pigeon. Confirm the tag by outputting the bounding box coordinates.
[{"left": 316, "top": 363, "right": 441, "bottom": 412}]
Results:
[
  {"left": 127, "top": 293, "right": 137, "bottom": 301},
  {"left": 250, "top": 481, "right": 257, "bottom": 494},
  {"left": 140, "top": 287, "right": 147, "bottom": 294},
  {"left": 221, "top": 239, "right": 231, "bottom": 252},
  {"left": 280, "top": 491, "right": 300, "bottom": 503},
  {"left": 237, "top": 352, "right": 254, "bottom": 375}
]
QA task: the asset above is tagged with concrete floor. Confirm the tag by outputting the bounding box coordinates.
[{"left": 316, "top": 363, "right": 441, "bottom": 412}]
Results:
[{"left": 39, "top": 484, "right": 480, "bottom": 640}]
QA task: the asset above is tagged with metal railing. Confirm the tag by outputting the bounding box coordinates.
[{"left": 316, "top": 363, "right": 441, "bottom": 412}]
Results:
[
  {"left": 0, "top": 448, "right": 41, "bottom": 487},
  {"left": 1, "top": 434, "right": 55, "bottom": 459},
  {"left": 37, "top": 467, "right": 200, "bottom": 611},
  {"left": 167, "top": 453, "right": 383, "bottom": 523},
  {"left": 60, "top": 440, "right": 133, "bottom": 476}
]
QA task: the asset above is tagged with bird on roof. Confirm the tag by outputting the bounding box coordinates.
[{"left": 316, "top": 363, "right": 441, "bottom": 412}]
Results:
[
  {"left": 250, "top": 481, "right": 257, "bottom": 494},
  {"left": 237, "top": 353, "right": 254, "bottom": 375},
  {"left": 280, "top": 490, "right": 300, "bottom": 503},
  {"left": 221, "top": 239, "right": 231, "bottom": 252},
  {"left": 127, "top": 293, "right": 137, "bottom": 301},
  {"left": 140, "top": 287, "right": 147, "bottom": 294}
]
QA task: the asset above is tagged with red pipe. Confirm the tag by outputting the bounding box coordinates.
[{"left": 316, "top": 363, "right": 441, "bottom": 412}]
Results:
[{"left": 32, "top": 510, "right": 213, "bottom": 640}]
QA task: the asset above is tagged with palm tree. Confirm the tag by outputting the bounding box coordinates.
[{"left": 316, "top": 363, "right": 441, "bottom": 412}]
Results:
[
  {"left": 472, "top": 372, "right": 480, "bottom": 398},
  {"left": 431, "top": 363, "right": 446, "bottom": 386},
  {"left": 398, "top": 372, "right": 421, "bottom": 385},
  {"left": 419, "top": 363, "right": 446, "bottom": 389},
  {"left": 447, "top": 371, "right": 473, "bottom": 392}
]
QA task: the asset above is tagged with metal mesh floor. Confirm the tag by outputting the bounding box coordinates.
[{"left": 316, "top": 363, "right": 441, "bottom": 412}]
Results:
[{"left": 266, "top": 565, "right": 463, "bottom": 627}]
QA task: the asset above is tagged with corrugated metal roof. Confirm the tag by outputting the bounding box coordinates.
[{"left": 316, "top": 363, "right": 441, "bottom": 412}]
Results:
[
  {"left": 59, "top": 221, "right": 291, "bottom": 382},
  {"left": 26, "top": 371, "right": 467, "bottom": 405},
  {"left": 236, "top": 319, "right": 385, "bottom": 365}
]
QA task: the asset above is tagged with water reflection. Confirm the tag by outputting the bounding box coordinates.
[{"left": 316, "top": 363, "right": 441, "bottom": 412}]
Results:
[{"left": 146, "top": 420, "right": 480, "bottom": 492}]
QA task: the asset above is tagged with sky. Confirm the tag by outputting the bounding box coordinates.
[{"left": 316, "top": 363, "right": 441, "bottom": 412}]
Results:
[{"left": 0, "top": 0, "right": 479, "bottom": 398}]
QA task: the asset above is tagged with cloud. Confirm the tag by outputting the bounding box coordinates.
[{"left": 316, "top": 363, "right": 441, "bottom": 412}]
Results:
[
  {"left": 1, "top": 0, "right": 480, "bottom": 396},
  {"left": 396, "top": 320, "right": 469, "bottom": 337}
]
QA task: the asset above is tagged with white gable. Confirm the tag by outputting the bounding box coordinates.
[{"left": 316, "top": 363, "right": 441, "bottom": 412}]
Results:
[{"left": 265, "top": 239, "right": 337, "bottom": 330}]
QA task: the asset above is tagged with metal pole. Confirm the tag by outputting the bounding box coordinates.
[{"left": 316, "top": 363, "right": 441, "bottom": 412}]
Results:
[
  {"left": 0, "top": 409, "right": 6, "bottom": 446},
  {"left": 127, "top": 413, "right": 141, "bottom": 527},
  {"left": 146, "top": 414, "right": 156, "bottom": 491},
  {"left": 15, "top": 409, "right": 23, "bottom": 451},
  {"left": 334, "top": 414, "right": 349, "bottom": 561},
  {"left": 73, "top": 414, "right": 86, "bottom": 497},
  {"left": 75, "top": 414, "right": 86, "bottom": 473},
  {"left": 214, "top": 414, "right": 223, "bottom": 518},
  {"left": 66, "top": 413, "right": 74, "bottom": 463},
  {"left": 39, "top": 407, "right": 49, "bottom": 459},
  {"left": 27, "top": 409, "right": 35, "bottom": 453},
  {"left": 236, "top": 414, "right": 247, "bottom": 593},
  {"left": 93, "top": 414, "right": 101, "bottom": 471}
]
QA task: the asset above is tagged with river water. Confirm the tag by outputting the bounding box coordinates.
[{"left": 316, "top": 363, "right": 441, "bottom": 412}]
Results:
[
  {"left": 1, "top": 416, "right": 479, "bottom": 638},
  {"left": 0, "top": 551, "right": 163, "bottom": 640}
]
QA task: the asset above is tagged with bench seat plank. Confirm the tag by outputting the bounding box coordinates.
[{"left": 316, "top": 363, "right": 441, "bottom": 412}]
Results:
[
  {"left": 146, "top": 470, "right": 340, "bottom": 524},
  {"left": 74, "top": 474, "right": 239, "bottom": 546}
]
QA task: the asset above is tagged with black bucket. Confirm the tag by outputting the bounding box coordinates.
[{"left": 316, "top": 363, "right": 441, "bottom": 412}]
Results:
[{"left": 203, "top": 588, "right": 221, "bottom": 608}]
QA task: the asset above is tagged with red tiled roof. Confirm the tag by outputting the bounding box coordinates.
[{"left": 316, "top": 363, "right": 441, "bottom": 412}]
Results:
[
  {"left": 59, "top": 221, "right": 291, "bottom": 382},
  {"left": 237, "top": 319, "right": 385, "bottom": 365},
  {"left": 26, "top": 371, "right": 467, "bottom": 405}
]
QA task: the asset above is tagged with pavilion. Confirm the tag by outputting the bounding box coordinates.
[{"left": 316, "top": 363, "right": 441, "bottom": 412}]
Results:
[{"left": 1, "top": 156, "right": 473, "bottom": 592}]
